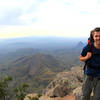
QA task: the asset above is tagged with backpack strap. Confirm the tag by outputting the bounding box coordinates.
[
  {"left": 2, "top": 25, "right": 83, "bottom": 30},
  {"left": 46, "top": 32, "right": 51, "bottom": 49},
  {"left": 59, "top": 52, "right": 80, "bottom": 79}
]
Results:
[
  {"left": 88, "top": 38, "right": 93, "bottom": 53},
  {"left": 83, "top": 38, "right": 93, "bottom": 74}
]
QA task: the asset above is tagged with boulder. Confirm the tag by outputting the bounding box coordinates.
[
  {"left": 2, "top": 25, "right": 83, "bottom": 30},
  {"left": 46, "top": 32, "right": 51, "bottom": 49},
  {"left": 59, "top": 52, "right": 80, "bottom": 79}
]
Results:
[
  {"left": 73, "top": 86, "right": 93, "bottom": 100},
  {"left": 24, "top": 93, "right": 38, "bottom": 100},
  {"left": 43, "top": 67, "right": 83, "bottom": 98},
  {"left": 39, "top": 95, "right": 61, "bottom": 100}
]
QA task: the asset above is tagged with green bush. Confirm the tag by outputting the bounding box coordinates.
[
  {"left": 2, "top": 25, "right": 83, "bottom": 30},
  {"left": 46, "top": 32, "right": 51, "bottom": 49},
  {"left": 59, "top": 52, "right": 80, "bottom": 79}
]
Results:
[
  {"left": 14, "top": 83, "right": 29, "bottom": 100},
  {"left": 0, "top": 76, "right": 12, "bottom": 100},
  {"left": 38, "top": 93, "right": 42, "bottom": 97}
]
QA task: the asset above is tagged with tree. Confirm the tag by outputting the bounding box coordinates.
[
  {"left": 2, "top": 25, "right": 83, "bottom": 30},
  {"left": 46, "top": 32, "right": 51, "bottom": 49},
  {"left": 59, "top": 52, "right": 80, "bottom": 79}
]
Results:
[
  {"left": 14, "top": 83, "right": 29, "bottom": 100},
  {"left": 0, "top": 76, "right": 12, "bottom": 100}
]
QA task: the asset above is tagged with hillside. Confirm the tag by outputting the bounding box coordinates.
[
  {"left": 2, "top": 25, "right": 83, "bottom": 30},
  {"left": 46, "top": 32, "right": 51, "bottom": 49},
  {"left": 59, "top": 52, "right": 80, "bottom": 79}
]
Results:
[
  {"left": 0, "top": 53, "right": 66, "bottom": 93},
  {"left": 9, "top": 53, "right": 65, "bottom": 76},
  {"left": 25, "top": 66, "right": 93, "bottom": 100},
  {"left": 0, "top": 39, "right": 86, "bottom": 100},
  {"left": 0, "top": 48, "right": 40, "bottom": 64}
]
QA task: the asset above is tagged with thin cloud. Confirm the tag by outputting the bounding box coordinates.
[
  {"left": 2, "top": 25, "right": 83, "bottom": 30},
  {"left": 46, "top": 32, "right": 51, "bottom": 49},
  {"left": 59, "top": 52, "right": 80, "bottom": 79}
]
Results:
[
  {"left": 0, "top": 0, "right": 100, "bottom": 38},
  {"left": 0, "top": 0, "right": 47, "bottom": 25}
]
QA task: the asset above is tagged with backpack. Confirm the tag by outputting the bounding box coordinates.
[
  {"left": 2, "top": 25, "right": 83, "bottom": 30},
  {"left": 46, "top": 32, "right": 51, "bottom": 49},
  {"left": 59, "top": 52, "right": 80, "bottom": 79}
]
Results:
[{"left": 83, "top": 31, "right": 94, "bottom": 74}]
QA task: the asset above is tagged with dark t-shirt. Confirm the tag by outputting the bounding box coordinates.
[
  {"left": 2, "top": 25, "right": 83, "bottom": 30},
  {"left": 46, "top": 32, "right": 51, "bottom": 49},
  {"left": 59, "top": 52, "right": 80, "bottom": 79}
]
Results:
[{"left": 81, "top": 43, "right": 100, "bottom": 76}]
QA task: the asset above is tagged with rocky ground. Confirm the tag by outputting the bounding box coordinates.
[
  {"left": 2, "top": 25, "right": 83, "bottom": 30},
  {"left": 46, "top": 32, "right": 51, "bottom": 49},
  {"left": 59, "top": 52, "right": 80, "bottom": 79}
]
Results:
[{"left": 25, "top": 66, "right": 93, "bottom": 100}]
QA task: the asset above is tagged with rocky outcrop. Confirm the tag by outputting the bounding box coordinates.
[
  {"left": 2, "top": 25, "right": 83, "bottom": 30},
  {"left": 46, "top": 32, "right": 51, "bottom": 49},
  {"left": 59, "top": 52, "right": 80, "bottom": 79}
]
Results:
[
  {"left": 73, "top": 86, "right": 93, "bottom": 100},
  {"left": 39, "top": 66, "right": 83, "bottom": 100},
  {"left": 24, "top": 93, "right": 38, "bottom": 100},
  {"left": 39, "top": 95, "right": 76, "bottom": 100},
  {"left": 73, "top": 86, "right": 82, "bottom": 100},
  {"left": 39, "top": 96, "right": 61, "bottom": 100},
  {"left": 25, "top": 66, "right": 93, "bottom": 100}
]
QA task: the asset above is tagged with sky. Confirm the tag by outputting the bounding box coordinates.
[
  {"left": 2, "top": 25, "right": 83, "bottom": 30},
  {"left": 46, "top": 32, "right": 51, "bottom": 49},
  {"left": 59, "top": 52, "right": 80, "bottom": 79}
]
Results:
[{"left": 0, "top": 0, "right": 100, "bottom": 38}]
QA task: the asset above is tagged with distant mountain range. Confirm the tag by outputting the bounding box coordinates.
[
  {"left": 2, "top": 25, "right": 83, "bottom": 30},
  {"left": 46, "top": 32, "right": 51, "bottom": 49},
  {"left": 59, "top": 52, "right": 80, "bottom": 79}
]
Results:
[
  {"left": 0, "top": 36, "right": 87, "bottom": 54},
  {"left": 76, "top": 41, "right": 85, "bottom": 48},
  {"left": 0, "top": 37, "right": 86, "bottom": 99}
]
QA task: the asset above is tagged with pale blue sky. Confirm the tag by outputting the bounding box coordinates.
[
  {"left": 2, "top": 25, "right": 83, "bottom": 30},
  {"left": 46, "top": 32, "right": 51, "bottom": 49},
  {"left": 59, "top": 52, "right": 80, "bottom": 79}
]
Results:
[{"left": 0, "top": 0, "right": 100, "bottom": 38}]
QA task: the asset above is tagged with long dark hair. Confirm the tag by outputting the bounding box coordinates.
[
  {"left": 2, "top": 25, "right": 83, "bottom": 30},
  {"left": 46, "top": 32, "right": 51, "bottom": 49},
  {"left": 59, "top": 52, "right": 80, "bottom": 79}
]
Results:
[{"left": 88, "top": 30, "right": 94, "bottom": 43}]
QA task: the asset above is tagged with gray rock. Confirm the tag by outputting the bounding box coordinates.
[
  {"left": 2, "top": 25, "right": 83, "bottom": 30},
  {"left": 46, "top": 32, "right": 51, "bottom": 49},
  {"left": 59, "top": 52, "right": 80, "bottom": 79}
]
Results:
[{"left": 42, "top": 67, "right": 83, "bottom": 98}]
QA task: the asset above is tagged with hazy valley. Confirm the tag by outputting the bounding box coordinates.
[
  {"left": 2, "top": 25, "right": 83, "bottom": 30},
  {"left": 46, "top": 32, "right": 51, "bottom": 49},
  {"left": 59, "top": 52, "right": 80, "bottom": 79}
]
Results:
[{"left": 0, "top": 36, "right": 86, "bottom": 99}]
